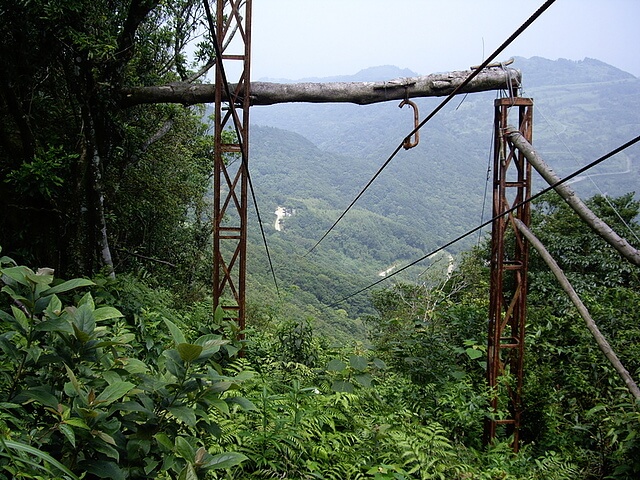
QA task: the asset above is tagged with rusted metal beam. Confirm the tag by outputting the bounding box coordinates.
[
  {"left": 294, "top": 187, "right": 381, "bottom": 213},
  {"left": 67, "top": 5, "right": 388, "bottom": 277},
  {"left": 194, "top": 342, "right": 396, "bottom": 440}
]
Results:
[
  {"left": 485, "top": 97, "right": 533, "bottom": 451},
  {"left": 212, "top": 0, "right": 251, "bottom": 332}
]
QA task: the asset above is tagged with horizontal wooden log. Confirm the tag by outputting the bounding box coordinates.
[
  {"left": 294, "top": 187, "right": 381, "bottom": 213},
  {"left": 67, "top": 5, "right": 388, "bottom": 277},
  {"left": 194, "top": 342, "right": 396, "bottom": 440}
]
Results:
[{"left": 121, "top": 67, "right": 521, "bottom": 107}]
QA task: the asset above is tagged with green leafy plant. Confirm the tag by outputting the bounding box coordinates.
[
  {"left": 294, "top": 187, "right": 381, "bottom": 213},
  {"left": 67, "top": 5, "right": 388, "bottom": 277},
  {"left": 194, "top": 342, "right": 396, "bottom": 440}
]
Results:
[{"left": 0, "top": 253, "right": 249, "bottom": 478}]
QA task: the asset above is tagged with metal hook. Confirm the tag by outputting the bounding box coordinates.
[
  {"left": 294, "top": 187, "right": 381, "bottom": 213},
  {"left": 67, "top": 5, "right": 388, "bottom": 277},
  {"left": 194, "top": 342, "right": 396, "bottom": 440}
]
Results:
[{"left": 398, "top": 99, "right": 419, "bottom": 149}]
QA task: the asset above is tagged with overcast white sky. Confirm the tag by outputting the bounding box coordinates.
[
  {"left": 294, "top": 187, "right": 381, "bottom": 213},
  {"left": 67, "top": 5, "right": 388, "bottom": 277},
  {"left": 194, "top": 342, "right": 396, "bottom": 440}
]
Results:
[{"left": 250, "top": 0, "right": 640, "bottom": 80}]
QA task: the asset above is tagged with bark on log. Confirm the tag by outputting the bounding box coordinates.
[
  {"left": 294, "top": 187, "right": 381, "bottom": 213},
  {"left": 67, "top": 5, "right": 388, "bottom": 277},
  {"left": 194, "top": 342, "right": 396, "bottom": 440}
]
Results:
[
  {"left": 121, "top": 68, "right": 521, "bottom": 107},
  {"left": 514, "top": 218, "right": 640, "bottom": 401},
  {"left": 506, "top": 128, "right": 640, "bottom": 267}
]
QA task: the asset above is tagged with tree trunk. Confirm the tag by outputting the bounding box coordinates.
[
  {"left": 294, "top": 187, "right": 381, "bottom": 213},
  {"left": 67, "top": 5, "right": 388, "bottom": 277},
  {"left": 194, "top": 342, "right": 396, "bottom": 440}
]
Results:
[
  {"left": 121, "top": 67, "right": 521, "bottom": 107},
  {"left": 506, "top": 128, "right": 640, "bottom": 266},
  {"left": 514, "top": 218, "right": 640, "bottom": 401}
]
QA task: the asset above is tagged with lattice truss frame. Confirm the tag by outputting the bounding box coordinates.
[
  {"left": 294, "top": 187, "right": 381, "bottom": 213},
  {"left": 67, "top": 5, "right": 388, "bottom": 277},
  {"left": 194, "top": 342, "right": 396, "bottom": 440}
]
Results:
[
  {"left": 212, "top": 0, "right": 252, "bottom": 329},
  {"left": 485, "top": 97, "right": 533, "bottom": 450}
]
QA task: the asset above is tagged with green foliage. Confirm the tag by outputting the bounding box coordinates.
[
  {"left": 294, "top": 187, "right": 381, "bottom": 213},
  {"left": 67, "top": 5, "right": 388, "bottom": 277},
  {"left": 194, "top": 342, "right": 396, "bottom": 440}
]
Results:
[
  {"left": 0, "top": 254, "right": 249, "bottom": 479},
  {"left": 275, "top": 318, "right": 319, "bottom": 367},
  {"left": 0, "top": 0, "right": 218, "bottom": 294},
  {"left": 516, "top": 193, "right": 640, "bottom": 476},
  {"left": 364, "top": 277, "right": 486, "bottom": 386},
  {"left": 4, "top": 146, "right": 74, "bottom": 202}
]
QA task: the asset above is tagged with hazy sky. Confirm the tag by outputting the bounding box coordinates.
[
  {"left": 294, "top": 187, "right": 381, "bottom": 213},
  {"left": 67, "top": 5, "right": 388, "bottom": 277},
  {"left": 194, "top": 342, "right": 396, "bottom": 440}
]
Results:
[{"left": 251, "top": 0, "right": 640, "bottom": 80}]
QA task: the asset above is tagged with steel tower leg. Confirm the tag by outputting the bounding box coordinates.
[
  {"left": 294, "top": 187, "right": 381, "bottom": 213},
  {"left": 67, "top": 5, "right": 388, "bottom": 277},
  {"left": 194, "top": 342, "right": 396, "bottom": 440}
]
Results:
[
  {"left": 484, "top": 97, "right": 533, "bottom": 451},
  {"left": 213, "top": 0, "right": 252, "bottom": 331}
]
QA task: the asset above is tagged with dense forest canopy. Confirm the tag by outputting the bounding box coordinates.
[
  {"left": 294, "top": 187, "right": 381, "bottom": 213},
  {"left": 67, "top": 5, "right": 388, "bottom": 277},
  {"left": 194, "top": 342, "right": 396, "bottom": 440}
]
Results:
[
  {"left": 1, "top": 1, "right": 640, "bottom": 479},
  {"left": 0, "top": 0, "right": 216, "bottom": 288}
]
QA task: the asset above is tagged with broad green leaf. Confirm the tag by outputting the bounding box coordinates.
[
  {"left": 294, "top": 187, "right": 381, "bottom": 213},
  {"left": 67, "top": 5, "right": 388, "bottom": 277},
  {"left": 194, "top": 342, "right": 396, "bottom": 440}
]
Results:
[
  {"left": 44, "top": 294, "right": 62, "bottom": 317},
  {"left": 327, "top": 359, "right": 346, "bottom": 372},
  {"left": 3, "top": 286, "right": 31, "bottom": 306},
  {"left": 465, "top": 347, "right": 483, "bottom": 360},
  {"left": 204, "top": 451, "right": 248, "bottom": 469},
  {"left": 10, "top": 306, "right": 29, "bottom": 332},
  {"left": 226, "top": 396, "right": 257, "bottom": 411},
  {"left": 77, "top": 292, "right": 94, "bottom": 308},
  {"left": 210, "top": 381, "right": 235, "bottom": 393},
  {"left": 194, "top": 334, "right": 226, "bottom": 356},
  {"left": 92, "top": 438, "right": 120, "bottom": 461},
  {"left": 121, "top": 358, "right": 149, "bottom": 374},
  {"left": 95, "top": 430, "right": 117, "bottom": 445},
  {"left": 26, "top": 345, "right": 42, "bottom": 364},
  {"left": 64, "top": 418, "right": 90, "bottom": 430},
  {"left": 41, "top": 278, "right": 94, "bottom": 296},
  {"left": 115, "top": 400, "right": 150, "bottom": 414},
  {"left": 177, "top": 343, "right": 203, "bottom": 363},
  {"left": 26, "top": 271, "right": 54, "bottom": 285},
  {"left": 93, "top": 306, "right": 123, "bottom": 321},
  {"left": 174, "top": 436, "right": 196, "bottom": 462},
  {"left": 178, "top": 463, "right": 198, "bottom": 480},
  {"left": 231, "top": 370, "right": 254, "bottom": 382},
  {"left": 83, "top": 460, "right": 125, "bottom": 480},
  {"left": 1, "top": 266, "right": 33, "bottom": 287},
  {"left": 355, "top": 373, "right": 373, "bottom": 388},
  {"left": 144, "top": 458, "right": 160, "bottom": 475},
  {"left": 34, "top": 317, "right": 73, "bottom": 333},
  {"left": 164, "top": 318, "right": 186, "bottom": 345},
  {"left": 213, "top": 305, "right": 225, "bottom": 324},
  {"left": 209, "top": 398, "right": 230, "bottom": 415},
  {"left": 71, "top": 303, "right": 96, "bottom": 337},
  {"left": 164, "top": 349, "right": 186, "bottom": 378},
  {"left": 331, "top": 380, "right": 354, "bottom": 393},
  {"left": 154, "top": 432, "right": 174, "bottom": 451},
  {"left": 349, "top": 355, "right": 368, "bottom": 371},
  {"left": 19, "top": 388, "right": 59, "bottom": 409},
  {"left": 0, "top": 251, "right": 17, "bottom": 266},
  {"left": 59, "top": 423, "right": 76, "bottom": 448},
  {"left": 224, "top": 343, "right": 240, "bottom": 358},
  {"left": 372, "top": 358, "right": 387, "bottom": 370},
  {"left": 168, "top": 406, "right": 197, "bottom": 426},
  {"left": 1, "top": 439, "right": 80, "bottom": 480},
  {"left": 194, "top": 333, "right": 223, "bottom": 346},
  {"left": 94, "top": 381, "right": 135, "bottom": 406},
  {"left": 72, "top": 323, "right": 91, "bottom": 343},
  {"left": 64, "top": 363, "right": 83, "bottom": 396}
]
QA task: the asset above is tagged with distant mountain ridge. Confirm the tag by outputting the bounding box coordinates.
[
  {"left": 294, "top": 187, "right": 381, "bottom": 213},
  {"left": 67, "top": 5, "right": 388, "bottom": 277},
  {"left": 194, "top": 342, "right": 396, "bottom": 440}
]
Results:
[
  {"left": 257, "top": 65, "right": 420, "bottom": 83},
  {"left": 514, "top": 56, "right": 637, "bottom": 87}
]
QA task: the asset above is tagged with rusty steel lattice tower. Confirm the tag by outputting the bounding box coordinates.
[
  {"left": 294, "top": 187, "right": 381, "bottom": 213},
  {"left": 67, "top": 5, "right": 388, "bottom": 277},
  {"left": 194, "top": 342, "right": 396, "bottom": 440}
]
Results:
[
  {"left": 485, "top": 97, "right": 533, "bottom": 450},
  {"left": 212, "top": 0, "right": 252, "bottom": 330}
]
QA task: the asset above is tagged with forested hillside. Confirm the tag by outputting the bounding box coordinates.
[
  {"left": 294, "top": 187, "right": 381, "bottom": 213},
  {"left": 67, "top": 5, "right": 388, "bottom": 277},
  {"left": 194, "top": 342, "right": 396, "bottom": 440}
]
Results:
[{"left": 1, "top": 1, "right": 640, "bottom": 477}]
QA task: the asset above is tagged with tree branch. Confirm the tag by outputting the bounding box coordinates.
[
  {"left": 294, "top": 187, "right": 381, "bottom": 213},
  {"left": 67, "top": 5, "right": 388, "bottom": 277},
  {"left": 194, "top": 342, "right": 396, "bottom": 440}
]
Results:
[
  {"left": 116, "top": 0, "right": 162, "bottom": 65},
  {"left": 121, "top": 67, "right": 521, "bottom": 107},
  {"left": 514, "top": 218, "right": 640, "bottom": 401},
  {"left": 116, "top": 248, "right": 177, "bottom": 268}
]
